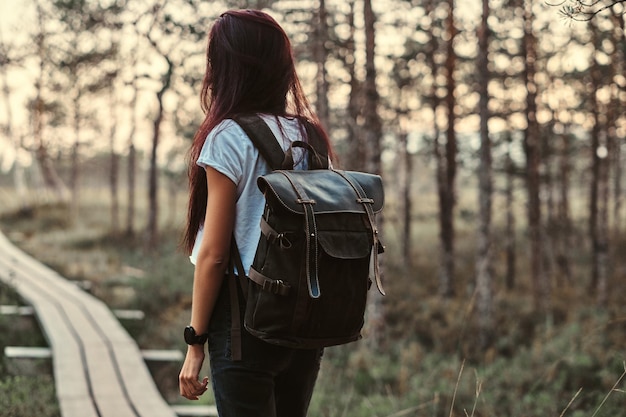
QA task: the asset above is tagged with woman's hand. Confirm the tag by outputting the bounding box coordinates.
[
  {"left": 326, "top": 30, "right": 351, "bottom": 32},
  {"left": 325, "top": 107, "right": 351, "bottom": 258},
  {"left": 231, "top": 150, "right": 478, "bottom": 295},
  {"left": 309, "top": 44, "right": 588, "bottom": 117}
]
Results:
[{"left": 179, "top": 345, "right": 209, "bottom": 400}]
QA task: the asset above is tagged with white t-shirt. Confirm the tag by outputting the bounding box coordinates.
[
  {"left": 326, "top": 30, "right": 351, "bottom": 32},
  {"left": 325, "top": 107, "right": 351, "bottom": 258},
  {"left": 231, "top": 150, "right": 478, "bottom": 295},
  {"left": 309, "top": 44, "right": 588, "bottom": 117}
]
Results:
[{"left": 189, "top": 114, "right": 308, "bottom": 275}]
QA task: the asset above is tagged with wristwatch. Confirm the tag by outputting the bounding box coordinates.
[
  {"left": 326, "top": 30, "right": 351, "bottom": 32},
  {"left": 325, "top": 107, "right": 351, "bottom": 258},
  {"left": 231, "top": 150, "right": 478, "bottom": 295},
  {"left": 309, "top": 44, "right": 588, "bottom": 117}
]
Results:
[{"left": 184, "top": 326, "right": 208, "bottom": 345}]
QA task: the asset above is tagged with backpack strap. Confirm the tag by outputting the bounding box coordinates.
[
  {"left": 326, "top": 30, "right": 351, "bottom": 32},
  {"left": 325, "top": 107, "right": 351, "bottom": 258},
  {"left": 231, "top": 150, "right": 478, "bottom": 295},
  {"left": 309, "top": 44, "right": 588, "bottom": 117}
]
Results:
[
  {"left": 227, "top": 236, "right": 248, "bottom": 361},
  {"left": 284, "top": 141, "right": 328, "bottom": 171},
  {"left": 233, "top": 114, "right": 288, "bottom": 170},
  {"left": 332, "top": 170, "right": 386, "bottom": 296},
  {"left": 277, "top": 170, "right": 321, "bottom": 298},
  {"left": 233, "top": 114, "right": 329, "bottom": 170}
]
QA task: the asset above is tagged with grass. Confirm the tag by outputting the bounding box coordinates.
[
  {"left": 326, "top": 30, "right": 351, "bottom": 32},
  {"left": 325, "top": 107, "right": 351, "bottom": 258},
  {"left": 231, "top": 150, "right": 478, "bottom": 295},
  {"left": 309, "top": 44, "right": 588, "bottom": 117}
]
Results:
[
  {"left": 0, "top": 376, "right": 59, "bottom": 417},
  {"left": 1, "top": 185, "right": 625, "bottom": 416},
  {"left": 0, "top": 285, "right": 59, "bottom": 417},
  {"left": 308, "top": 331, "right": 626, "bottom": 417}
]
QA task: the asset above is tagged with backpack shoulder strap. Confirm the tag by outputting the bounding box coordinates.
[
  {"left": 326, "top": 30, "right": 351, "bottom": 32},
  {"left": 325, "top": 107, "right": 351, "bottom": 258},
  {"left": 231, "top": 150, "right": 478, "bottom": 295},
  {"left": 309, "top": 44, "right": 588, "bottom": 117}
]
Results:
[
  {"left": 234, "top": 114, "right": 329, "bottom": 170},
  {"left": 233, "top": 114, "right": 285, "bottom": 170}
]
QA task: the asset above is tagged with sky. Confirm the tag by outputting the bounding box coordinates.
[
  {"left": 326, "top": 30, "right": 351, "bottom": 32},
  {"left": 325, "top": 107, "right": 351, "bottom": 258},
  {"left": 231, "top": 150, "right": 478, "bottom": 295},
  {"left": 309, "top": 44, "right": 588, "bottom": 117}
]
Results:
[{"left": 0, "top": 0, "right": 29, "bottom": 32}]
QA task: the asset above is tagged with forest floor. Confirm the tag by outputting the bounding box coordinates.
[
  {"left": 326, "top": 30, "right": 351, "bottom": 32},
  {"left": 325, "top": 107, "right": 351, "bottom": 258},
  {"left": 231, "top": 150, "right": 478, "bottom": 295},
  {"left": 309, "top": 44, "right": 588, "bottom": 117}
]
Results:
[{"left": 1, "top": 201, "right": 625, "bottom": 417}]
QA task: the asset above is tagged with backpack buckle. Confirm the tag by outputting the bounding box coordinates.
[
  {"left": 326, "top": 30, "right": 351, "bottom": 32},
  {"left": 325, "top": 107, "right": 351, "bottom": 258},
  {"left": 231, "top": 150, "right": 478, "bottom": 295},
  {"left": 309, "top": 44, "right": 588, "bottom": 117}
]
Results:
[
  {"left": 296, "top": 198, "right": 316, "bottom": 205},
  {"left": 262, "top": 279, "right": 290, "bottom": 296},
  {"left": 270, "top": 233, "right": 292, "bottom": 249}
]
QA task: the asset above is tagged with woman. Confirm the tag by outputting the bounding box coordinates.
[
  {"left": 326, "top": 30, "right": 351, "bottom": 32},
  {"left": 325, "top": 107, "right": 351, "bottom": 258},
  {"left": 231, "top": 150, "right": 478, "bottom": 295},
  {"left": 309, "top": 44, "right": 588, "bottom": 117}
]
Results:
[{"left": 178, "top": 9, "right": 333, "bottom": 417}]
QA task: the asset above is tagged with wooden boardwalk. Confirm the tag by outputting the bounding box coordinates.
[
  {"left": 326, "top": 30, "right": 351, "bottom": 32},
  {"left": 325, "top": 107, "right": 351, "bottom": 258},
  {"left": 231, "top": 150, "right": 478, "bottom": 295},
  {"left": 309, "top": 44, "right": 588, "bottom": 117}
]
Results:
[{"left": 0, "top": 231, "right": 179, "bottom": 417}]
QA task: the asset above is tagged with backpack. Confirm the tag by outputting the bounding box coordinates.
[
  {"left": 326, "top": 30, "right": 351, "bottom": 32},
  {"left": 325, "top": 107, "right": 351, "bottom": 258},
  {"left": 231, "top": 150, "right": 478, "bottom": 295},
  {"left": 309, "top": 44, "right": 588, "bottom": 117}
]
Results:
[{"left": 227, "top": 114, "right": 385, "bottom": 359}]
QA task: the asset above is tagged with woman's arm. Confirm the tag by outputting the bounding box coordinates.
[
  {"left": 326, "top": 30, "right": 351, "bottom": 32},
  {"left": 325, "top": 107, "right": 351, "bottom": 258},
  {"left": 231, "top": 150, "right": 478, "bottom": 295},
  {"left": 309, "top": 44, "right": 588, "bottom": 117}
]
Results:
[{"left": 179, "top": 166, "right": 237, "bottom": 400}]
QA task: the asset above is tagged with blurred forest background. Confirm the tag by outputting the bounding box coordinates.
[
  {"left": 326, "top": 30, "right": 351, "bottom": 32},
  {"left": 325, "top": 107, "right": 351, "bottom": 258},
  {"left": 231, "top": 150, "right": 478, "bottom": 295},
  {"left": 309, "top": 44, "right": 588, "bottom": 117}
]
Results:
[{"left": 1, "top": 0, "right": 625, "bottom": 416}]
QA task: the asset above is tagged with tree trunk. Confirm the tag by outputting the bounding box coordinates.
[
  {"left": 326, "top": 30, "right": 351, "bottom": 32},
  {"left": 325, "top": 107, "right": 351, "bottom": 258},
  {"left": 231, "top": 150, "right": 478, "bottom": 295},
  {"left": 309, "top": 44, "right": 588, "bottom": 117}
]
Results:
[
  {"left": 612, "top": 10, "right": 625, "bottom": 237},
  {"left": 610, "top": 108, "right": 622, "bottom": 239},
  {"left": 363, "top": 1, "right": 381, "bottom": 176},
  {"left": 33, "top": 2, "right": 69, "bottom": 204},
  {"left": 543, "top": 125, "right": 555, "bottom": 284},
  {"left": 555, "top": 127, "right": 572, "bottom": 284},
  {"left": 109, "top": 86, "right": 120, "bottom": 233},
  {"left": 504, "top": 133, "right": 516, "bottom": 290},
  {"left": 345, "top": 0, "right": 364, "bottom": 171},
  {"left": 522, "top": 0, "right": 548, "bottom": 312},
  {"left": 438, "top": 0, "right": 457, "bottom": 298},
  {"left": 313, "top": 0, "right": 330, "bottom": 131},
  {"left": 589, "top": 129, "right": 610, "bottom": 307},
  {"left": 588, "top": 20, "right": 610, "bottom": 306},
  {"left": 423, "top": 0, "right": 446, "bottom": 293},
  {"left": 125, "top": 50, "right": 139, "bottom": 238},
  {"left": 167, "top": 174, "right": 178, "bottom": 227},
  {"left": 475, "top": 0, "right": 493, "bottom": 348},
  {"left": 33, "top": 97, "right": 69, "bottom": 203},
  {"left": 147, "top": 97, "right": 163, "bottom": 249},
  {"left": 596, "top": 131, "right": 610, "bottom": 307},
  {"left": 363, "top": 0, "right": 385, "bottom": 351},
  {"left": 398, "top": 130, "right": 412, "bottom": 265},
  {"left": 70, "top": 88, "right": 80, "bottom": 222},
  {"left": 126, "top": 143, "right": 136, "bottom": 237},
  {"left": 607, "top": 9, "right": 624, "bottom": 284},
  {"left": 146, "top": 58, "right": 173, "bottom": 249}
]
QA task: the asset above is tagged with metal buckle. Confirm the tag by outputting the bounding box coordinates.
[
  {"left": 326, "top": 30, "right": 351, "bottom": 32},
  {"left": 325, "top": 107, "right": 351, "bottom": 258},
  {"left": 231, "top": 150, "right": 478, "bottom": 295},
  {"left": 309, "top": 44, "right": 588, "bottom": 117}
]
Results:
[
  {"left": 277, "top": 233, "right": 292, "bottom": 249},
  {"left": 262, "top": 279, "right": 284, "bottom": 294}
]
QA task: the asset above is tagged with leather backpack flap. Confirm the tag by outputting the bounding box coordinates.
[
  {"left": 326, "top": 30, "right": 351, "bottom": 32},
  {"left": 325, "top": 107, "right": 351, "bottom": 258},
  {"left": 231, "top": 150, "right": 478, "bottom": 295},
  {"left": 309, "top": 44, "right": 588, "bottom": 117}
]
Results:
[
  {"left": 257, "top": 169, "right": 384, "bottom": 215},
  {"left": 257, "top": 168, "right": 384, "bottom": 264}
]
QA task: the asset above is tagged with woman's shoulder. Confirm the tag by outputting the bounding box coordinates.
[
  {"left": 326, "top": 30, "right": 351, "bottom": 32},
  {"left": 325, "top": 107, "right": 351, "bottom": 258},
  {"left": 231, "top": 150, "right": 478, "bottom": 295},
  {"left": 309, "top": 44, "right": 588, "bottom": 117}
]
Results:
[
  {"left": 199, "top": 119, "right": 251, "bottom": 165},
  {"left": 203, "top": 118, "right": 253, "bottom": 154},
  {"left": 208, "top": 118, "right": 245, "bottom": 140}
]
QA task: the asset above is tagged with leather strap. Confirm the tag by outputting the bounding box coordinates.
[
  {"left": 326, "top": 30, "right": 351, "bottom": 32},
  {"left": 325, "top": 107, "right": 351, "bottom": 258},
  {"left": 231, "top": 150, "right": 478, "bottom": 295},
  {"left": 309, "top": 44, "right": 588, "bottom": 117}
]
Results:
[
  {"left": 233, "top": 114, "right": 286, "bottom": 170},
  {"left": 227, "top": 274, "right": 242, "bottom": 361},
  {"left": 303, "top": 123, "right": 329, "bottom": 169},
  {"left": 285, "top": 141, "right": 328, "bottom": 171},
  {"left": 233, "top": 114, "right": 329, "bottom": 170},
  {"left": 227, "top": 236, "right": 250, "bottom": 361},
  {"left": 279, "top": 170, "right": 321, "bottom": 298},
  {"left": 260, "top": 218, "right": 292, "bottom": 249},
  {"left": 230, "top": 237, "right": 248, "bottom": 299},
  {"left": 227, "top": 239, "right": 242, "bottom": 361},
  {"left": 249, "top": 268, "right": 291, "bottom": 296},
  {"left": 331, "top": 170, "right": 386, "bottom": 296}
]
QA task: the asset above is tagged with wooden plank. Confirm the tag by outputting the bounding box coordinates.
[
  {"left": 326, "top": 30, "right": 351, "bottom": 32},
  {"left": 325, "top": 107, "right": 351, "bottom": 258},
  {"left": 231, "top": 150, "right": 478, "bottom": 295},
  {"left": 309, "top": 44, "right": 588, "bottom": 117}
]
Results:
[
  {"left": 0, "top": 305, "right": 35, "bottom": 315},
  {"left": 113, "top": 309, "right": 145, "bottom": 320},
  {"left": 0, "top": 231, "right": 178, "bottom": 417},
  {"left": 141, "top": 349, "right": 184, "bottom": 362},
  {"left": 58, "top": 397, "right": 99, "bottom": 417},
  {"left": 112, "top": 344, "right": 177, "bottom": 417},
  {"left": 4, "top": 346, "right": 52, "bottom": 359},
  {"left": 170, "top": 405, "right": 218, "bottom": 417},
  {"left": 2, "top": 255, "right": 140, "bottom": 417},
  {"left": 0, "top": 260, "right": 99, "bottom": 417}
]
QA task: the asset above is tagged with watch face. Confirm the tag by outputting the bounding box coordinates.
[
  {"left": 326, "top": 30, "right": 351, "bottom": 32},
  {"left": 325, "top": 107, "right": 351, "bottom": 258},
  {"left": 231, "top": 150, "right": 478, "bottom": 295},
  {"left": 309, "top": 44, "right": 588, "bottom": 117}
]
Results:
[
  {"left": 184, "top": 326, "right": 207, "bottom": 345},
  {"left": 184, "top": 326, "right": 196, "bottom": 344}
]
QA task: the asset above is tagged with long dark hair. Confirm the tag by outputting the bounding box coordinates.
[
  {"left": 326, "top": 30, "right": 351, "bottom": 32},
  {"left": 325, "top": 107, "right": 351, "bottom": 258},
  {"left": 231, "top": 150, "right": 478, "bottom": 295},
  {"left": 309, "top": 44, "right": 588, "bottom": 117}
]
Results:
[{"left": 182, "top": 9, "right": 333, "bottom": 254}]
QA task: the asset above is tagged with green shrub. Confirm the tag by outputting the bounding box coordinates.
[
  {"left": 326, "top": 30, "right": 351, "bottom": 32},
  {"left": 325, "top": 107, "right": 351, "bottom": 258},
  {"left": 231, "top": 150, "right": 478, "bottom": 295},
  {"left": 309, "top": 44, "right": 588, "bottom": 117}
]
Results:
[{"left": 0, "top": 375, "right": 59, "bottom": 417}]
